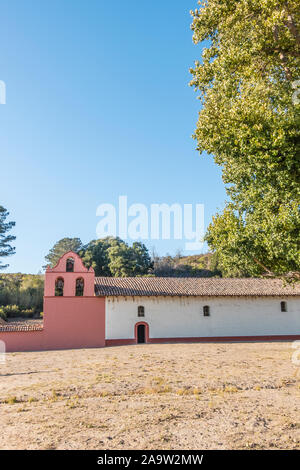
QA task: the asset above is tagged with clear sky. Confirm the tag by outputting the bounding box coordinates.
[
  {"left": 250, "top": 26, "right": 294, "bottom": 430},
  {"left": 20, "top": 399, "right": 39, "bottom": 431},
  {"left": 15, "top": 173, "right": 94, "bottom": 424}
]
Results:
[{"left": 0, "top": 0, "right": 226, "bottom": 273}]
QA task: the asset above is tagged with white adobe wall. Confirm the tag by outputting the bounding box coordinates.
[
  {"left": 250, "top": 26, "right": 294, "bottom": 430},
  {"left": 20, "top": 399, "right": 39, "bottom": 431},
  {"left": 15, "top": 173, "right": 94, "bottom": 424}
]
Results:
[{"left": 105, "top": 296, "right": 300, "bottom": 340}]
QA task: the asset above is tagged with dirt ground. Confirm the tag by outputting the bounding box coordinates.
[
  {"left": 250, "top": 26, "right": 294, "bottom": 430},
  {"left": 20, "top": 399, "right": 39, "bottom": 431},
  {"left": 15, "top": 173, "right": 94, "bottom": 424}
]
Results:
[{"left": 0, "top": 342, "right": 299, "bottom": 450}]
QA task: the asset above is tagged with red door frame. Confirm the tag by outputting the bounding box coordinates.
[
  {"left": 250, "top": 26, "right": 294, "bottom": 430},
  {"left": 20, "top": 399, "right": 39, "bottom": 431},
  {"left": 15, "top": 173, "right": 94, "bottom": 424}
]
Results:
[{"left": 135, "top": 322, "right": 149, "bottom": 344}]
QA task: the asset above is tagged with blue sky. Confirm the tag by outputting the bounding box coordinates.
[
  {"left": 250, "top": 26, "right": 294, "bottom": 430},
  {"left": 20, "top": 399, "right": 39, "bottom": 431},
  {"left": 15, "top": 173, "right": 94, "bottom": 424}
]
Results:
[{"left": 0, "top": 0, "right": 226, "bottom": 273}]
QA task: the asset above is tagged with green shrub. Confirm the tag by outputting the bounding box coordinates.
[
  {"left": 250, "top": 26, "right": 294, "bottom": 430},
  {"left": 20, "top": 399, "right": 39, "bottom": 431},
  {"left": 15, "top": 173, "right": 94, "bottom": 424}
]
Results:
[
  {"left": 0, "top": 307, "right": 7, "bottom": 321},
  {"left": 0, "top": 274, "right": 44, "bottom": 315},
  {"left": 0, "top": 305, "right": 35, "bottom": 318},
  {"left": 19, "top": 308, "right": 35, "bottom": 318},
  {"left": 1, "top": 305, "right": 20, "bottom": 317}
]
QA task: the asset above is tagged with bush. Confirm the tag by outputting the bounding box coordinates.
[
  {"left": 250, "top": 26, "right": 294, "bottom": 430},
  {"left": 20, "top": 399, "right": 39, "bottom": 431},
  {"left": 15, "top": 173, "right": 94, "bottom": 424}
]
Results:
[
  {"left": 19, "top": 308, "right": 35, "bottom": 318},
  {"left": 0, "top": 305, "right": 35, "bottom": 319},
  {"left": 0, "top": 274, "right": 44, "bottom": 315},
  {"left": 1, "top": 305, "right": 20, "bottom": 317},
  {"left": 0, "top": 307, "right": 7, "bottom": 321}
]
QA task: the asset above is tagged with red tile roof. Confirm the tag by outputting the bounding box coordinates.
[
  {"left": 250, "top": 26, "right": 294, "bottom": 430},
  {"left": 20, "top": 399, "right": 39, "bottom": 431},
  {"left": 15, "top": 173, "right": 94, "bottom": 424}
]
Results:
[
  {"left": 94, "top": 277, "right": 300, "bottom": 297},
  {"left": 0, "top": 319, "right": 43, "bottom": 332},
  {"left": 0, "top": 324, "right": 43, "bottom": 332}
]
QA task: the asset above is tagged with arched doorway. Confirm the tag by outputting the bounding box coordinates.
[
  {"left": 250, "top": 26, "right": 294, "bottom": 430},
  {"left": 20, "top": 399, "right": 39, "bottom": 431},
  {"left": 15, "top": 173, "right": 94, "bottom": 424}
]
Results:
[
  {"left": 137, "top": 324, "right": 145, "bottom": 343},
  {"left": 135, "top": 322, "right": 149, "bottom": 344}
]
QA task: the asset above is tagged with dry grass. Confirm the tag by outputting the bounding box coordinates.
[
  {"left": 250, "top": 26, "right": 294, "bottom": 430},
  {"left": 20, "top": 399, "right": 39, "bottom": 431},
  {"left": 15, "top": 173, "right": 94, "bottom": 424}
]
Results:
[{"left": 0, "top": 342, "right": 299, "bottom": 450}]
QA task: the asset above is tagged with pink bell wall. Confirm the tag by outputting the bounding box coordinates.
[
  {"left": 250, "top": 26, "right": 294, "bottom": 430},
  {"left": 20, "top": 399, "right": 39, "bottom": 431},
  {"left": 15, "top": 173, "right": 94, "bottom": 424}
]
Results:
[
  {"left": 0, "top": 251, "right": 106, "bottom": 352},
  {"left": 44, "top": 250, "right": 95, "bottom": 297}
]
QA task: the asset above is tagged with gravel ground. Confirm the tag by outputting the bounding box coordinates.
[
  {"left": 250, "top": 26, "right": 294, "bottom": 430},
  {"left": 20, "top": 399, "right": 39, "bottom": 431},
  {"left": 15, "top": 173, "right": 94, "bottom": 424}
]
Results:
[{"left": 0, "top": 342, "right": 299, "bottom": 450}]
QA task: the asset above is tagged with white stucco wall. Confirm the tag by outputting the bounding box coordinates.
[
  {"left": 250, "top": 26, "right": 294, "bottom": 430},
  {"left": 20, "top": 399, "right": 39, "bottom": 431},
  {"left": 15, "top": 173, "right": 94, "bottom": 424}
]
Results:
[{"left": 105, "top": 296, "right": 300, "bottom": 339}]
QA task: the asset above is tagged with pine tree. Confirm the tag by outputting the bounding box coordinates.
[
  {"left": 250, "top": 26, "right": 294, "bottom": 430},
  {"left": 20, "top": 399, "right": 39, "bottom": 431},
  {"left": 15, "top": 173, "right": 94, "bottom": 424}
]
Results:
[
  {"left": 0, "top": 206, "right": 16, "bottom": 270},
  {"left": 43, "top": 237, "right": 83, "bottom": 269}
]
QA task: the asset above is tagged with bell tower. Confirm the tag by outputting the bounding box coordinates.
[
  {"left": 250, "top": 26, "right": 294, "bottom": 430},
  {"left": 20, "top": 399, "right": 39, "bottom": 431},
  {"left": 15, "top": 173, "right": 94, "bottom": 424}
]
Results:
[
  {"left": 44, "top": 251, "right": 95, "bottom": 297},
  {"left": 43, "top": 251, "right": 105, "bottom": 350}
]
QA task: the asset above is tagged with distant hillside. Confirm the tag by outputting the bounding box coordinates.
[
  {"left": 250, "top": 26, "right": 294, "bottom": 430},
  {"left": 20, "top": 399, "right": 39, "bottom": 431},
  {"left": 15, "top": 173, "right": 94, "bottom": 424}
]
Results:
[
  {"left": 0, "top": 273, "right": 44, "bottom": 318},
  {"left": 152, "top": 253, "right": 222, "bottom": 278}
]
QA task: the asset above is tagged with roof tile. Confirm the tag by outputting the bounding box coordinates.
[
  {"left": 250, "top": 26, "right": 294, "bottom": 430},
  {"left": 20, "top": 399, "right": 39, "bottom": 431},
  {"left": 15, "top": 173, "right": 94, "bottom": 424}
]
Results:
[{"left": 94, "top": 277, "right": 300, "bottom": 297}]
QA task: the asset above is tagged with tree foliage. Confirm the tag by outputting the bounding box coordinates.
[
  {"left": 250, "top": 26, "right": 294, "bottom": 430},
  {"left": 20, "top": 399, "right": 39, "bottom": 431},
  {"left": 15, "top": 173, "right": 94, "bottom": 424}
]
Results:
[
  {"left": 0, "top": 273, "right": 44, "bottom": 316},
  {"left": 152, "top": 251, "right": 221, "bottom": 277},
  {"left": 80, "top": 237, "right": 115, "bottom": 276},
  {"left": 44, "top": 237, "right": 83, "bottom": 268},
  {"left": 0, "top": 206, "right": 16, "bottom": 270},
  {"left": 108, "top": 240, "right": 153, "bottom": 277},
  {"left": 190, "top": 0, "right": 300, "bottom": 278},
  {"left": 81, "top": 237, "right": 153, "bottom": 277}
]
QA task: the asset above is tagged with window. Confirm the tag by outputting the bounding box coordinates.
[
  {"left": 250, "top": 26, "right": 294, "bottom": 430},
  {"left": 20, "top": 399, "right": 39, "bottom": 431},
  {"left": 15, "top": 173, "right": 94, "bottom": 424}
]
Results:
[
  {"left": 55, "top": 277, "right": 64, "bottom": 296},
  {"left": 203, "top": 305, "right": 210, "bottom": 316},
  {"left": 75, "top": 278, "right": 84, "bottom": 296},
  {"left": 138, "top": 306, "right": 145, "bottom": 317},
  {"left": 66, "top": 258, "right": 74, "bottom": 272},
  {"left": 281, "top": 301, "right": 287, "bottom": 312}
]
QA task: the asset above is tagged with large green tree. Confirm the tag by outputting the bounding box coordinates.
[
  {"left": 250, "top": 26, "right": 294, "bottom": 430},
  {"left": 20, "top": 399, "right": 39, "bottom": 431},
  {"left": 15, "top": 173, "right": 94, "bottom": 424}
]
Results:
[
  {"left": 81, "top": 237, "right": 153, "bottom": 277},
  {"left": 80, "top": 237, "right": 119, "bottom": 276},
  {"left": 0, "top": 206, "right": 16, "bottom": 270},
  {"left": 107, "top": 240, "right": 153, "bottom": 277},
  {"left": 44, "top": 237, "right": 83, "bottom": 269},
  {"left": 190, "top": 0, "right": 300, "bottom": 278}
]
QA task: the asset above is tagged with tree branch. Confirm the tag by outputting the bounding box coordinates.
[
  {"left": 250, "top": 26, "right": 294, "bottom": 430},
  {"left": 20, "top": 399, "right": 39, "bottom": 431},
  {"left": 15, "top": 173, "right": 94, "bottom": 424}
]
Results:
[
  {"left": 273, "top": 24, "right": 292, "bottom": 80},
  {"left": 253, "top": 257, "right": 273, "bottom": 275},
  {"left": 284, "top": 5, "right": 300, "bottom": 46}
]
